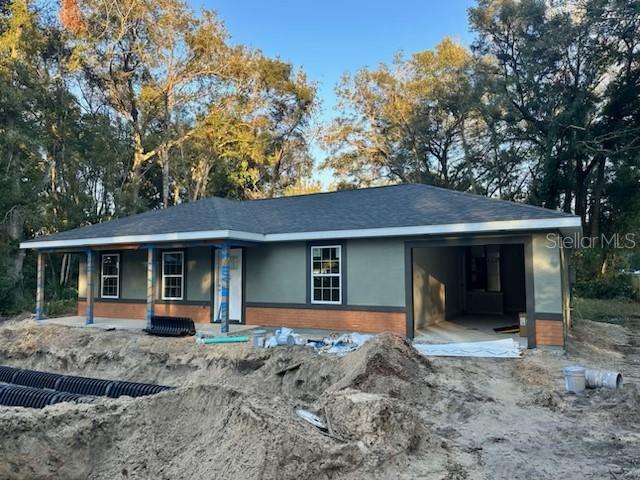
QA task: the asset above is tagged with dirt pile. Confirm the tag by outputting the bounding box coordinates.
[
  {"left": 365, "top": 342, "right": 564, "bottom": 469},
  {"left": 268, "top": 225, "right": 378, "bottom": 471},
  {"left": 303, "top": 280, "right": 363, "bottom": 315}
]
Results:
[
  {"left": 0, "top": 322, "right": 439, "bottom": 480},
  {"left": 0, "top": 318, "right": 639, "bottom": 479}
]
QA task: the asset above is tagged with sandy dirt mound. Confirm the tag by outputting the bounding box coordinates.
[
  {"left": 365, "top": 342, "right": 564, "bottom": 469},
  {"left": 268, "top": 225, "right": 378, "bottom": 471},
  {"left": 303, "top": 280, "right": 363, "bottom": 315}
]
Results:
[{"left": 0, "top": 318, "right": 639, "bottom": 479}]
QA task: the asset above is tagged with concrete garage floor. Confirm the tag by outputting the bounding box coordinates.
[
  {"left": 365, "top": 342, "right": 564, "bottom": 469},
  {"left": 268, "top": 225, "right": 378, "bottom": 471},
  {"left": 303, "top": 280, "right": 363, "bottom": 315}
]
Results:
[{"left": 414, "top": 314, "right": 528, "bottom": 347}]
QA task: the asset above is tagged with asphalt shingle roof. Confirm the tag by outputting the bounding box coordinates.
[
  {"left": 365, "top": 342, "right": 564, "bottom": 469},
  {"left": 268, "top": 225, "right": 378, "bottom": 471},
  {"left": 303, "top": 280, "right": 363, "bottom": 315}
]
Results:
[{"left": 24, "top": 184, "right": 576, "bottom": 244}]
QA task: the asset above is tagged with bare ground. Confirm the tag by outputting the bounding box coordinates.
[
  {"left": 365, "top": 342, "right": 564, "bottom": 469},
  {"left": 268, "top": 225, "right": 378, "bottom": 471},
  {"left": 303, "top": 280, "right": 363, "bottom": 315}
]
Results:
[{"left": 0, "top": 317, "right": 638, "bottom": 480}]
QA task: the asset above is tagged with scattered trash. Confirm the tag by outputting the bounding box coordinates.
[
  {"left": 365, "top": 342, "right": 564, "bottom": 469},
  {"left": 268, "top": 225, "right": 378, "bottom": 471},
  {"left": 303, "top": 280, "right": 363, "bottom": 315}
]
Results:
[
  {"left": 258, "top": 327, "right": 373, "bottom": 355},
  {"left": 295, "top": 407, "right": 327, "bottom": 431},
  {"left": 276, "top": 327, "right": 296, "bottom": 346},
  {"left": 196, "top": 336, "right": 249, "bottom": 345},
  {"left": 312, "top": 332, "right": 373, "bottom": 356},
  {"left": 585, "top": 369, "right": 623, "bottom": 389},
  {"left": 413, "top": 338, "right": 522, "bottom": 358},
  {"left": 563, "top": 366, "right": 586, "bottom": 393}
]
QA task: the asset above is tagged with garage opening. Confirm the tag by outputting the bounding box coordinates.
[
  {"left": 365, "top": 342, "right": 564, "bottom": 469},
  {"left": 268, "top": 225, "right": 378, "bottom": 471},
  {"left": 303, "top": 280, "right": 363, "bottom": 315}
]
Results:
[{"left": 411, "top": 242, "right": 530, "bottom": 346}]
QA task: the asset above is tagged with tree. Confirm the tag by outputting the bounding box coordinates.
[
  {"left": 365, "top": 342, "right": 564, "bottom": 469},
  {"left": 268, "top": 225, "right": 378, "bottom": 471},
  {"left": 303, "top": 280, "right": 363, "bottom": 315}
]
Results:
[
  {"left": 323, "top": 38, "right": 479, "bottom": 189},
  {"left": 63, "top": 0, "right": 316, "bottom": 210}
]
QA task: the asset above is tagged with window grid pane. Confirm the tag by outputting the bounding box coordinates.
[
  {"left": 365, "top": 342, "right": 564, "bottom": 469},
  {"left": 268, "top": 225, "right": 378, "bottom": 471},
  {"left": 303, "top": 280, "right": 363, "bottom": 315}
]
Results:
[
  {"left": 311, "top": 246, "right": 341, "bottom": 304},
  {"left": 162, "top": 252, "right": 184, "bottom": 300},
  {"left": 101, "top": 254, "right": 119, "bottom": 298}
]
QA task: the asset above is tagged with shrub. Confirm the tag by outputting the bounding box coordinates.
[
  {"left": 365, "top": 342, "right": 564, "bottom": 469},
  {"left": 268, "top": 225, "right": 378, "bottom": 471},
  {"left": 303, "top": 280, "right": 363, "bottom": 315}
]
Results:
[{"left": 575, "top": 274, "right": 635, "bottom": 300}]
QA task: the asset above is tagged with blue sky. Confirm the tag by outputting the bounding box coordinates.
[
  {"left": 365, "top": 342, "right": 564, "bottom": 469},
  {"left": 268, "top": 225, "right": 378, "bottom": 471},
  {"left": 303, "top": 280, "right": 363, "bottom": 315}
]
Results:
[{"left": 189, "top": 0, "right": 477, "bottom": 185}]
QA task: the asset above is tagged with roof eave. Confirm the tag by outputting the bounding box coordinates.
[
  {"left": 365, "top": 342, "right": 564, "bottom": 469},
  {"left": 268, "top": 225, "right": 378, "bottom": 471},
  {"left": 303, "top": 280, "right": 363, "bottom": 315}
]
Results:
[{"left": 20, "top": 217, "right": 582, "bottom": 250}]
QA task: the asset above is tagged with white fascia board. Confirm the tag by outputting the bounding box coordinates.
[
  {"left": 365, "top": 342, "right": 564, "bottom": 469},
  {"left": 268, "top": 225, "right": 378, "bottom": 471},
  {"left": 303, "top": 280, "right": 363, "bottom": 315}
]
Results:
[
  {"left": 20, "top": 216, "right": 582, "bottom": 249},
  {"left": 262, "top": 216, "right": 583, "bottom": 242},
  {"left": 19, "top": 229, "right": 263, "bottom": 250}
]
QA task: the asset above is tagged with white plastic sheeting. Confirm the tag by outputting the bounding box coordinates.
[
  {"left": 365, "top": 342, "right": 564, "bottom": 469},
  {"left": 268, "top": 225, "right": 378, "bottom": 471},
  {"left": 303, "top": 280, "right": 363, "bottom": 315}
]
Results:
[{"left": 413, "top": 338, "right": 522, "bottom": 358}]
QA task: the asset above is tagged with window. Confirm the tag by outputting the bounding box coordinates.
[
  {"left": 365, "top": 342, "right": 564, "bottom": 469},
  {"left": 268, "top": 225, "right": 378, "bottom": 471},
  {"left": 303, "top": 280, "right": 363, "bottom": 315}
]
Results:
[
  {"left": 162, "top": 251, "right": 184, "bottom": 300},
  {"left": 311, "top": 245, "right": 341, "bottom": 304},
  {"left": 101, "top": 254, "right": 120, "bottom": 299}
]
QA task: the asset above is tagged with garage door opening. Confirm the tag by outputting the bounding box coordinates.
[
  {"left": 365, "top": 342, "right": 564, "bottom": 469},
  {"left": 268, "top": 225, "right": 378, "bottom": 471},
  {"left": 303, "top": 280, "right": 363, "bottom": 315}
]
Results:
[{"left": 411, "top": 242, "right": 531, "bottom": 346}]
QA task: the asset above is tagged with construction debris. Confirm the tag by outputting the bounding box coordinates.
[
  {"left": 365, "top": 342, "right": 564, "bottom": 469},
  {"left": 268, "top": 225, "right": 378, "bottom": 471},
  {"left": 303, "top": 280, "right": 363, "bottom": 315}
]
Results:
[
  {"left": 195, "top": 335, "right": 249, "bottom": 345},
  {"left": 294, "top": 407, "right": 327, "bottom": 431},
  {"left": 274, "top": 362, "right": 303, "bottom": 376},
  {"left": 309, "top": 332, "right": 373, "bottom": 356},
  {"left": 413, "top": 338, "right": 522, "bottom": 358}
]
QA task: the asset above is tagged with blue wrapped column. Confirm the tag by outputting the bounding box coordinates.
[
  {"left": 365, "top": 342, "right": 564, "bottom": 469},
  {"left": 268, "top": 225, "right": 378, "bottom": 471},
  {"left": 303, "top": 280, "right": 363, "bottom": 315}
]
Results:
[
  {"left": 85, "top": 249, "right": 94, "bottom": 325},
  {"left": 146, "top": 246, "right": 155, "bottom": 329},
  {"left": 219, "top": 244, "right": 230, "bottom": 334},
  {"left": 35, "top": 252, "right": 44, "bottom": 321}
]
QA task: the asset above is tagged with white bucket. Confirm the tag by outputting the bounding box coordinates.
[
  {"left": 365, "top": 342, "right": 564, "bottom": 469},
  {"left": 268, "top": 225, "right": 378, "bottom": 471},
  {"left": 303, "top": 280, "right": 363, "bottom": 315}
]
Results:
[
  {"left": 563, "top": 366, "right": 586, "bottom": 393},
  {"left": 250, "top": 329, "right": 268, "bottom": 349}
]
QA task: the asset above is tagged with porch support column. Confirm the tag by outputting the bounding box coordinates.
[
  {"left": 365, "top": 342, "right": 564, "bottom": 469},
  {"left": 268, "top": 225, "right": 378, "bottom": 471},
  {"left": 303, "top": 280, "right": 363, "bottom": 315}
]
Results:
[
  {"left": 219, "top": 243, "right": 231, "bottom": 334},
  {"left": 85, "top": 249, "right": 94, "bottom": 325},
  {"left": 35, "top": 252, "right": 44, "bottom": 321},
  {"left": 146, "top": 246, "right": 155, "bottom": 329}
]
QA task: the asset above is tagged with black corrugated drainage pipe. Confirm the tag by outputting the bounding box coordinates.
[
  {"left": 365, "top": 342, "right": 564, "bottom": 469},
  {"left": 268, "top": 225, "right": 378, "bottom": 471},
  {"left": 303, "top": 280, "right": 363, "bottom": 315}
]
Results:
[
  {"left": 0, "top": 366, "right": 175, "bottom": 407},
  {"left": 0, "top": 384, "right": 92, "bottom": 408}
]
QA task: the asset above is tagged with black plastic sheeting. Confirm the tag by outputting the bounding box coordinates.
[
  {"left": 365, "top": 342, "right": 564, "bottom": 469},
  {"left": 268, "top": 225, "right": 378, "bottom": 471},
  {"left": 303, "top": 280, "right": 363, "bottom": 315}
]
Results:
[
  {"left": 143, "top": 315, "right": 196, "bottom": 337},
  {"left": 0, "top": 366, "right": 174, "bottom": 408}
]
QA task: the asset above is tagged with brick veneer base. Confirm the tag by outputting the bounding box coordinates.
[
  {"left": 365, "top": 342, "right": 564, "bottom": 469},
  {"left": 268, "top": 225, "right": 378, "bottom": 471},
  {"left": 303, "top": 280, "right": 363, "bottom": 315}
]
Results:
[
  {"left": 246, "top": 306, "right": 406, "bottom": 335},
  {"left": 536, "top": 319, "right": 564, "bottom": 346},
  {"left": 77, "top": 300, "right": 212, "bottom": 323}
]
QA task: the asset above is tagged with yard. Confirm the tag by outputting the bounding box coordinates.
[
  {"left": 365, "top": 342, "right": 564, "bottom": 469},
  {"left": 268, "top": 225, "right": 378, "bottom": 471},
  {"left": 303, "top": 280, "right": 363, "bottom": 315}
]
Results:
[{"left": 0, "top": 305, "right": 638, "bottom": 479}]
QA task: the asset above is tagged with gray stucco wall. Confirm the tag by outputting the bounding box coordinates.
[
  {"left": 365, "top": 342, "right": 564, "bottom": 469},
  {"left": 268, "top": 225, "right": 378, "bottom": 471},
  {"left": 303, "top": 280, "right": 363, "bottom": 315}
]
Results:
[
  {"left": 79, "top": 247, "right": 212, "bottom": 302},
  {"left": 346, "top": 238, "right": 405, "bottom": 307},
  {"left": 532, "top": 233, "right": 563, "bottom": 314},
  {"left": 121, "top": 250, "right": 146, "bottom": 300},
  {"left": 186, "top": 247, "right": 212, "bottom": 302},
  {"left": 245, "top": 242, "right": 307, "bottom": 303}
]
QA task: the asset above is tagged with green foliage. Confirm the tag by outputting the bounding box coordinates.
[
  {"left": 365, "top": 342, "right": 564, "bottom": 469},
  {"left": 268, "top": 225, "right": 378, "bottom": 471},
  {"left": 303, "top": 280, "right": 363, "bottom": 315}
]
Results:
[
  {"left": 575, "top": 275, "right": 635, "bottom": 300},
  {"left": 574, "top": 297, "right": 640, "bottom": 325}
]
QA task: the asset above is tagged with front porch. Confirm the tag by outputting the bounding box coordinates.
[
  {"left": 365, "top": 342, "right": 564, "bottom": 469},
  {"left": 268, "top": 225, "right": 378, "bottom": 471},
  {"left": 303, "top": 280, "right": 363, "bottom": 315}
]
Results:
[{"left": 33, "top": 240, "right": 249, "bottom": 334}]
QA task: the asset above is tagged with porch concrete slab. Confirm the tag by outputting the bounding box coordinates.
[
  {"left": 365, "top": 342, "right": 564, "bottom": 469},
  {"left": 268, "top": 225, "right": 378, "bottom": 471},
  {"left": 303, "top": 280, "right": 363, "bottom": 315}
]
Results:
[
  {"left": 40, "top": 316, "right": 257, "bottom": 337},
  {"left": 39, "top": 317, "right": 367, "bottom": 341}
]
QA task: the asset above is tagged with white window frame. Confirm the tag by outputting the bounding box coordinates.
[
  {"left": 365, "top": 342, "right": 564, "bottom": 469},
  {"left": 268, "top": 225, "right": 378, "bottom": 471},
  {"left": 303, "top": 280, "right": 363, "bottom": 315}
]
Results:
[
  {"left": 162, "top": 251, "right": 184, "bottom": 301},
  {"left": 310, "top": 245, "right": 342, "bottom": 305},
  {"left": 100, "top": 253, "right": 120, "bottom": 299}
]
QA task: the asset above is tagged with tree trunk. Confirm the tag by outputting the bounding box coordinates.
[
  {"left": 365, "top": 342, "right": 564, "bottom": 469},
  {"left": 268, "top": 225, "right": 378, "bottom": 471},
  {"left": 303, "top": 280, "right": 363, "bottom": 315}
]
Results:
[
  {"left": 123, "top": 129, "right": 147, "bottom": 212},
  {"left": 269, "top": 149, "right": 284, "bottom": 198},
  {"left": 460, "top": 117, "right": 477, "bottom": 193},
  {"left": 160, "top": 146, "right": 170, "bottom": 208},
  {"left": 588, "top": 157, "right": 606, "bottom": 239},
  {"left": 5, "top": 208, "right": 25, "bottom": 283}
]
